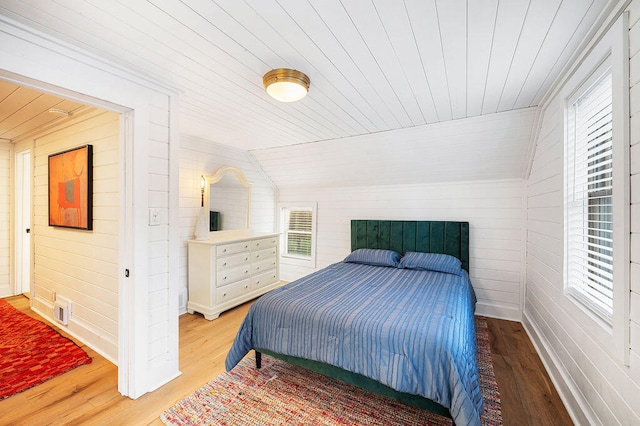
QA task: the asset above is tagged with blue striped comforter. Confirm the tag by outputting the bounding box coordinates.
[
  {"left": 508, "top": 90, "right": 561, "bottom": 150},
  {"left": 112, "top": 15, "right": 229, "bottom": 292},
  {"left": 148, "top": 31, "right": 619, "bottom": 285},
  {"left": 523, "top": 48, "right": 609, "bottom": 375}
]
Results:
[{"left": 225, "top": 262, "right": 482, "bottom": 426}]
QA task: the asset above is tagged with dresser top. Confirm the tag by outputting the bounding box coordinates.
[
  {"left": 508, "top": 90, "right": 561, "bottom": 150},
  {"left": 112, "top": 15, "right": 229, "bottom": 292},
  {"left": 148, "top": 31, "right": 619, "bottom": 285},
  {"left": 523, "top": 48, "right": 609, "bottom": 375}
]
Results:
[{"left": 188, "top": 230, "right": 279, "bottom": 245}]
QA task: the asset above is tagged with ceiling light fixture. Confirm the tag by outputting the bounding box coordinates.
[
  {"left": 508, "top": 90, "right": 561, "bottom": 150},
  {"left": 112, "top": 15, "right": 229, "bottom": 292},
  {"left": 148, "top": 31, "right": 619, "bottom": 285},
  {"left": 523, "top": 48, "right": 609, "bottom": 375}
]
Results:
[
  {"left": 263, "top": 68, "right": 310, "bottom": 102},
  {"left": 48, "top": 108, "right": 71, "bottom": 117}
]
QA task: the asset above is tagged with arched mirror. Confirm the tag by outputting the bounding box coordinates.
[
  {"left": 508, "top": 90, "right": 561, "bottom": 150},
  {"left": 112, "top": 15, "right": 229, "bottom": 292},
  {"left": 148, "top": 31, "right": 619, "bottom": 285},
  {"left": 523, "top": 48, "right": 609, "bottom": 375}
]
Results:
[{"left": 205, "top": 166, "right": 252, "bottom": 232}]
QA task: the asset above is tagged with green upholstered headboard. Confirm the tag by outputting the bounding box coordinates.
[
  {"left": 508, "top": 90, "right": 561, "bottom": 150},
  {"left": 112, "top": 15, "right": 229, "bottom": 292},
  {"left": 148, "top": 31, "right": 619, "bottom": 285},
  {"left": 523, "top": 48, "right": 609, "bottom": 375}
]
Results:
[{"left": 350, "top": 220, "right": 470, "bottom": 272}]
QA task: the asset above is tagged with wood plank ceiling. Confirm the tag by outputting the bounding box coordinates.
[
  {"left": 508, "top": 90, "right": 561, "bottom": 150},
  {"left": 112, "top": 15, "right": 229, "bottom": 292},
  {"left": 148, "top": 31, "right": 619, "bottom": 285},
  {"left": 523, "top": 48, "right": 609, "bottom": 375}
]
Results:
[
  {"left": 0, "top": 80, "right": 88, "bottom": 142},
  {"left": 0, "top": 0, "right": 614, "bottom": 151}
]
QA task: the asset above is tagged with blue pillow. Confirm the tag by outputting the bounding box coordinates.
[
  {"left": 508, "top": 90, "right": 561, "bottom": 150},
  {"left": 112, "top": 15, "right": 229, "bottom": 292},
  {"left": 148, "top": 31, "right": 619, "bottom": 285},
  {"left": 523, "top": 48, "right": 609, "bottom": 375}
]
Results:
[
  {"left": 397, "top": 252, "right": 463, "bottom": 275},
  {"left": 344, "top": 249, "right": 401, "bottom": 268}
]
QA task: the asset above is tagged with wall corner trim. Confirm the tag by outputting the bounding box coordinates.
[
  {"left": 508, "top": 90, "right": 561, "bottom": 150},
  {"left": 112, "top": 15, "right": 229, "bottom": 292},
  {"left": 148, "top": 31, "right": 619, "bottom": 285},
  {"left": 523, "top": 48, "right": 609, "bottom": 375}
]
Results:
[{"left": 522, "top": 106, "right": 544, "bottom": 180}]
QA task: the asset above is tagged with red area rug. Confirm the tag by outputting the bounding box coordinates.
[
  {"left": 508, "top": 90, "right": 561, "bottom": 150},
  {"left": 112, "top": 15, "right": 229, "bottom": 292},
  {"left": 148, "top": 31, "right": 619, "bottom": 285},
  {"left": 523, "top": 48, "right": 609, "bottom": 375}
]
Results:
[
  {"left": 161, "top": 317, "right": 502, "bottom": 425},
  {"left": 0, "top": 298, "right": 92, "bottom": 400}
]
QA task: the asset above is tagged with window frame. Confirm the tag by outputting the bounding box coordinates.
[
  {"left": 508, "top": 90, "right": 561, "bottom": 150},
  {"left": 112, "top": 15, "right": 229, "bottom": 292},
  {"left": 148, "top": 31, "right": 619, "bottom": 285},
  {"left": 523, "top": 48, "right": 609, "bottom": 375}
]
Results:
[
  {"left": 561, "top": 13, "right": 630, "bottom": 365},
  {"left": 279, "top": 202, "right": 318, "bottom": 268},
  {"left": 565, "top": 63, "right": 615, "bottom": 323}
]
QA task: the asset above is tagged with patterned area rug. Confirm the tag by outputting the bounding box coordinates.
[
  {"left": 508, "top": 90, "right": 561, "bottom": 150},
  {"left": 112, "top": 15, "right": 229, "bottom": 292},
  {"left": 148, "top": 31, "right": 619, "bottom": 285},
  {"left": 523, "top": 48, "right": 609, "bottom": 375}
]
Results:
[
  {"left": 0, "top": 298, "right": 92, "bottom": 400},
  {"left": 161, "top": 317, "right": 501, "bottom": 425}
]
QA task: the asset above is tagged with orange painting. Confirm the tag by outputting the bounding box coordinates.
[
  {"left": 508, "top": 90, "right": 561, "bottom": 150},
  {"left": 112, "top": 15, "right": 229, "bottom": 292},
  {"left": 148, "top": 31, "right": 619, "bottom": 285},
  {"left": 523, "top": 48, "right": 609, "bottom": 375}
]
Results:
[{"left": 48, "top": 145, "right": 93, "bottom": 230}]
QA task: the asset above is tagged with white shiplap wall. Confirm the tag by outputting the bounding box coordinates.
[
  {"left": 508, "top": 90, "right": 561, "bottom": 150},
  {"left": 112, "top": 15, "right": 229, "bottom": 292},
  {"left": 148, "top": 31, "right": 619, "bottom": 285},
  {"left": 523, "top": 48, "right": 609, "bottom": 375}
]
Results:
[
  {"left": 179, "top": 135, "right": 276, "bottom": 313},
  {"left": 31, "top": 110, "right": 120, "bottom": 361},
  {"left": 523, "top": 3, "right": 640, "bottom": 424},
  {"left": 630, "top": 0, "right": 640, "bottom": 408},
  {"left": 278, "top": 179, "right": 525, "bottom": 321},
  {"left": 0, "top": 141, "right": 10, "bottom": 297}
]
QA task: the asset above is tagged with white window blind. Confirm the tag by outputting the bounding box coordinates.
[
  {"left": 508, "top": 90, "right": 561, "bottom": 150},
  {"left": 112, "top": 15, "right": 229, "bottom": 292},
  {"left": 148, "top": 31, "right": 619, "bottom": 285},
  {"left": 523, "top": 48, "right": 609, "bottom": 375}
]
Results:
[
  {"left": 285, "top": 208, "right": 313, "bottom": 258},
  {"left": 565, "top": 68, "right": 614, "bottom": 322}
]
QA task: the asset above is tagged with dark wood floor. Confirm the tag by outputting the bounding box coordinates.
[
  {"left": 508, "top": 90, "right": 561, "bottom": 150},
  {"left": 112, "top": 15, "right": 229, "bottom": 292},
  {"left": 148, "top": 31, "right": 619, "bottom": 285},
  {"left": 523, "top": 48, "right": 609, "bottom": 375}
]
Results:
[
  {"left": 486, "top": 318, "right": 573, "bottom": 425},
  {"left": 0, "top": 295, "right": 572, "bottom": 425}
]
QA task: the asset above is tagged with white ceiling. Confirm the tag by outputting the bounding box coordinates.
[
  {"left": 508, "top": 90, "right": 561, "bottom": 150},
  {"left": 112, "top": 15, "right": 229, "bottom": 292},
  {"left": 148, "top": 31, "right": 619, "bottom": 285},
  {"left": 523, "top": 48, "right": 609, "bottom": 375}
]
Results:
[
  {"left": 253, "top": 107, "right": 537, "bottom": 188},
  {"left": 0, "top": 0, "right": 615, "bottom": 152}
]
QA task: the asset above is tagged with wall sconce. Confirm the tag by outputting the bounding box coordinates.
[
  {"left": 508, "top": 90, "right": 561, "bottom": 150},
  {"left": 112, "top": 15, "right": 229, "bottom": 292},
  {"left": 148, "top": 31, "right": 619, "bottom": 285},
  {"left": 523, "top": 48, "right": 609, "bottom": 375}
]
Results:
[
  {"left": 200, "top": 175, "right": 205, "bottom": 207},
  {"left": 263, "top": 68, "right": 310, "bottom": 102},
  {"left": 194, "top": 174, "right": 209, "bottom": 241}
]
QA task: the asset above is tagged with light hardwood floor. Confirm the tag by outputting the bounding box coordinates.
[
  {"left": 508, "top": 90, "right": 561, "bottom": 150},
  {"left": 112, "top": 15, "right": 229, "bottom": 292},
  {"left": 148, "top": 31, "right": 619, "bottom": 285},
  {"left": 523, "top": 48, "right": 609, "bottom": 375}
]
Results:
[{"left": 0, "top": 295, "right": 572, "bottom": 425}]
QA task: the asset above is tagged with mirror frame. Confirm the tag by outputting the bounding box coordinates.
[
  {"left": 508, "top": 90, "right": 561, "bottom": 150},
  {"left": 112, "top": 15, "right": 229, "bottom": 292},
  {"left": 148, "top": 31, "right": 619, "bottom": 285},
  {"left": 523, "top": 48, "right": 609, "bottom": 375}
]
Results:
[{"left": 205, "top": 166, "right": 252, "bottom": 231}]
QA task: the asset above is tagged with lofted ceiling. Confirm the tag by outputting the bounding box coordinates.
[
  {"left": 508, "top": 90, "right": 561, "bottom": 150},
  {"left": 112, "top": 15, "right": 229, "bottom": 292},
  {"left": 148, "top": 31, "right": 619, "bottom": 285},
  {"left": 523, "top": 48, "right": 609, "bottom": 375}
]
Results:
[{"left": 0, "top": 0, "right": 615, "bottom": 152}]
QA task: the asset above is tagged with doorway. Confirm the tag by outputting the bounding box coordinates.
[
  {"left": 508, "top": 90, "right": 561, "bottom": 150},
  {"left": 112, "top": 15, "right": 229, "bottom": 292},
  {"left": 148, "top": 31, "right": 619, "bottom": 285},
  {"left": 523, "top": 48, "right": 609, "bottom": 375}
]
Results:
[
  {"left": 14, "top": 148, "right": 31, "bottom": 296},
  {"left": 1, "top": 76, "right": 133, "bottom": 393}
]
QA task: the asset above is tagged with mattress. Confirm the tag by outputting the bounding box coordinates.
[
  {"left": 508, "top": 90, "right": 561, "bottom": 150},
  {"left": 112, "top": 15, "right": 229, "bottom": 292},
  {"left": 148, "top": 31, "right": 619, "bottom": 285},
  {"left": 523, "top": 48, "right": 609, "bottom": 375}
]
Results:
[{"left": 226, "top": 261, "right": 482, "bottom": 425}]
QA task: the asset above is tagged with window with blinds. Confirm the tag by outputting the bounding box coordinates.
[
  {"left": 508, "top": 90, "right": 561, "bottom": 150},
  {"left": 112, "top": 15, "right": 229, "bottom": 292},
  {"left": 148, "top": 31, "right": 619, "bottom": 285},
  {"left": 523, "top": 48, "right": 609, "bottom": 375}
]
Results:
[
  {"left": 565, "top": 68, "right": 614, "bottom": 323},
  {"left": 284, "top": 208, "right": 313, "bottom": 258}
]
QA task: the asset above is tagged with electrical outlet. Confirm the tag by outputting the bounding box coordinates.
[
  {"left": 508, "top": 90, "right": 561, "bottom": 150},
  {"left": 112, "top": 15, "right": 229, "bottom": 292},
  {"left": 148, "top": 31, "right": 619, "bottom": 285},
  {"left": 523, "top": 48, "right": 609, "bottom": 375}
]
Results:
[{"left": 149, "top": 208, "right": 161, "bottom": 226}]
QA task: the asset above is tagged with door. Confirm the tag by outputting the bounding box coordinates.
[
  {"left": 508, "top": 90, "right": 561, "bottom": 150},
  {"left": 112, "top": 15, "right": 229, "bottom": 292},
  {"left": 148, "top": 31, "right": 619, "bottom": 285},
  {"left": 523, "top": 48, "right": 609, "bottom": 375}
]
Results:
[{"left": 15, "top": 149, "right": 31, "bottom": 296}]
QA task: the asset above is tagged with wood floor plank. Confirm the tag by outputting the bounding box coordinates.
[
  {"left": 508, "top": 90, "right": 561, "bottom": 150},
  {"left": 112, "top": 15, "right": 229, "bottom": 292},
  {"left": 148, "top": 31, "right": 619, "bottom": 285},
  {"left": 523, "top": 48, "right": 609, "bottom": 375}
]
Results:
[{"left": 1, "top": 296, "right": 571, "bottom": 425}]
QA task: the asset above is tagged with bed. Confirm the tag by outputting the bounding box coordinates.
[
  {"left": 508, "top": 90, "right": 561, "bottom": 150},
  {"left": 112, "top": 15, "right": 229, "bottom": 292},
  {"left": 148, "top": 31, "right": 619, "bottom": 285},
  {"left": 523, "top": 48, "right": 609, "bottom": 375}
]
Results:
[{"left": 225, "top": 220, "right": 482, "bottom": 425}]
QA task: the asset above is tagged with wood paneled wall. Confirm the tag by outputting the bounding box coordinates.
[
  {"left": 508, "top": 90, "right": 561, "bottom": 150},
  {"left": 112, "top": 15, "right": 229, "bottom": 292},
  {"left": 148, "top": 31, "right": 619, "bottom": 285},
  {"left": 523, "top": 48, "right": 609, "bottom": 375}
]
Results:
[
  {"left": 524, "top": 3, "right": 640, "bottom": 424},
  {"left": 179, "top": 135, "right": 276, "bottom": 313},
  {"left": 30, "top": 110, "right": 120, "bottom": 362},
  {"left": 278, "top": 179, "right": 525, "bottom": 321},
  {"left": 630, "top": 0, "right": 640, "bottom": 402},
  {"left": 0, "top": 141, "right": 10, "bottom": 297}
]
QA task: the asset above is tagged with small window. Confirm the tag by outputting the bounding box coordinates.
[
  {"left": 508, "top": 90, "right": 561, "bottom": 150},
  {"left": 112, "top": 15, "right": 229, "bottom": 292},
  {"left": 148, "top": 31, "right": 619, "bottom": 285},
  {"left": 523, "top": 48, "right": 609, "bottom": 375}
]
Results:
[
  {"left": 279, "top": 203, "right": 317, "bottom": 267},
  {"left": 565, "top": 68, "right": 614, "bottom": 322},
  {"left": 285, "top": 209, "right": 313, "bottom": 258}
]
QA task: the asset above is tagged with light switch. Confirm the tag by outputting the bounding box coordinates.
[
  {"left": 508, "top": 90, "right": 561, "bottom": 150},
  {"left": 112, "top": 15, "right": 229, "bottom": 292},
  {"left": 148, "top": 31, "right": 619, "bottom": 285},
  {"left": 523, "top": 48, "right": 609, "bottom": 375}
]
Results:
[{"left": 149, "top": 208, "right": 161, "bottom": 226}]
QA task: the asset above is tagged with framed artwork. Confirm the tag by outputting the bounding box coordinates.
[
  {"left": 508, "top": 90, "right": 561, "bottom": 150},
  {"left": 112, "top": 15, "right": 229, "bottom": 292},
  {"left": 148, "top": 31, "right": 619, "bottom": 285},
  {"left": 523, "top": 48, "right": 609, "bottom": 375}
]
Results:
[{"left": 48, "top": 144, "right": 93, "bottom": 230}]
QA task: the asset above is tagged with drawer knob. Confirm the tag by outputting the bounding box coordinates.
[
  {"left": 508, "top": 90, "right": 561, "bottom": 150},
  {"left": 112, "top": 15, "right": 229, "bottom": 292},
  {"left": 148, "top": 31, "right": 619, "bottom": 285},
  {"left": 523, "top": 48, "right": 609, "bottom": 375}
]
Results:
[
  {"left": 245, "top": 285, "right": 249, "bottom": 289},
  {"left": 256, "top": 254, "right": 260, "bottom": 258},
  {"left": 223, "top": 292, "right": 227, "bottom": 297},
  {"left": 223, "top": 262, "right": 227, "bottom": 267},
  {"left": 244, "top": 245, "right": 248, "bottom": 249},
  {"left": 223, "top": 248, "right": 227, "bottom": 253},
  {"left": 223, "top": 276, "right": 227, "bottom": 280},
  {"left": 245, "top": 270, "right": 249, "bottom": 274},
  {"left": 256, "top": 281, "right": 260, "bottom": 285},
  {"left": 245, "top": 257, "right": 249, "bottom": 261}
]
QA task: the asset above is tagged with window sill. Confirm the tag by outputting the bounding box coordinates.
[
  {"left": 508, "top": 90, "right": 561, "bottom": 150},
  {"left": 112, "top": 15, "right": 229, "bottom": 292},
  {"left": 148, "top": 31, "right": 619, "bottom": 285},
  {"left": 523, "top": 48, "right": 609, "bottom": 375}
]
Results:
[{"left": 281, "top": 255, "right": 316, "bottom": 268}]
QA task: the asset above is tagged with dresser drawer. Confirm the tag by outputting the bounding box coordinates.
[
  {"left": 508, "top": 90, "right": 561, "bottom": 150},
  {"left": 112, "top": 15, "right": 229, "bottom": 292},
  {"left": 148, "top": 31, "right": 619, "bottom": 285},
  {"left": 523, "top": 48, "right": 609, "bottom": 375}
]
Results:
[
  {"left": 251, "top": 247, "right": 277, "bottom": 262},
  {"left": 252, "top": 257, "right": 277, "bottom": 274},
  {"left": 251, "top": 270, "right": 278, "bottom": 290},
  {"left": 217, "top": 266, "right": 250, "bottom": 287},
  {"left": 251, "top": 237, "right": 277, "bottom": 251},
  {"left": 216, "top": 279, "right": 250, "bottom": 304},
  {"left": 187, "top": 233, "right": 280, "bottom": 320},
  {"left": 217, "top": 252, "right": 250, "bottom": 271},
  {"left": 217, "top": 240, "right": 251, "bottom": 257}
]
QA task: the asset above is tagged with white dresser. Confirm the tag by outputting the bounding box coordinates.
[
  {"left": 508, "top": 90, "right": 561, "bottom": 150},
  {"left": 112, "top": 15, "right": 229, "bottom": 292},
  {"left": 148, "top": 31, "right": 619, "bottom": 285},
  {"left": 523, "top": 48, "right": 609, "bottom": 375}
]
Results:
[{"left": 187, "top": 231, "right": 281, "bottom": 320}]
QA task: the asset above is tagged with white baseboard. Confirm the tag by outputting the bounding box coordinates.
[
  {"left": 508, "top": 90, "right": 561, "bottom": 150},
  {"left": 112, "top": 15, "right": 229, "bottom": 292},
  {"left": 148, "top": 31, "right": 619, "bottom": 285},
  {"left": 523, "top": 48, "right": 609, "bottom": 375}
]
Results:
[
  {"left": 475, "top": 302, "right": 522, "bottom": 322},
  {"left": 522, "top": 310, "right": 597, "bottom": 426},
  {"left": 32, "top": 296, "right": 118, "bottom": 365}
]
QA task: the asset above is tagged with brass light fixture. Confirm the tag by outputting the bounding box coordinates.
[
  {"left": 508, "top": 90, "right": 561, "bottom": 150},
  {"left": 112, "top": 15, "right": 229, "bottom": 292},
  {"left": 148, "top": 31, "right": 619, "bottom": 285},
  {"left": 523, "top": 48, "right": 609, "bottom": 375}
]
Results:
[
  {"left": 200, "top": 175, "right": 206, "bottom": 207},
  {"left": 263, "top": 68, "right": 310, "bottom": 102},
  {"left": 194, "top": 174, "right": 209, "bottom": 241}
]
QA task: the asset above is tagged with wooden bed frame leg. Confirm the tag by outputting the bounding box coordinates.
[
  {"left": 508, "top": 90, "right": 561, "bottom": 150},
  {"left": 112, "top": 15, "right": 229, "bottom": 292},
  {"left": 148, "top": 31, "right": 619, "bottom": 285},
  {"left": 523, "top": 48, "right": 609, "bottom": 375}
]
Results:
[{"left": 255, "top": 351, "right": 262, "bottom": 369}]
